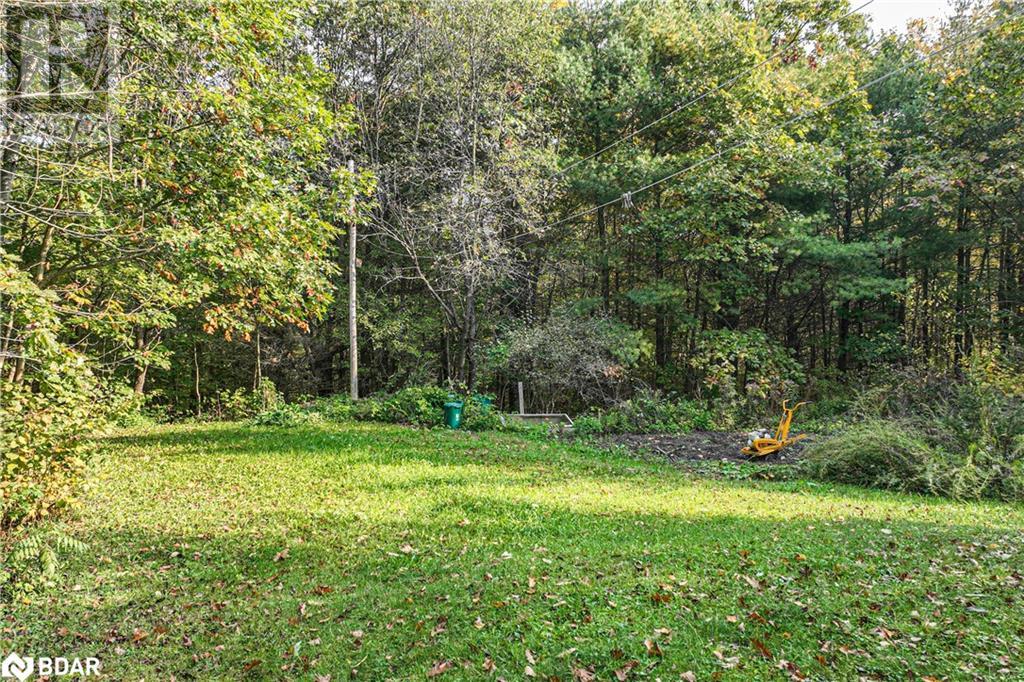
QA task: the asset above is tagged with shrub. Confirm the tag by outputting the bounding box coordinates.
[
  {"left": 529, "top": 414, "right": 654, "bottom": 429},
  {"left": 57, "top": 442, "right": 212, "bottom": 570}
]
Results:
[
  {"left": 380, "top": 386, "right": 451, "bottom": 426},
  {"left": 308, "top": 395, "right": 355, "bottom": 422},
  {"left": 801, "top": 420, "right": 941, "bottom": 493},
  {"left": 575, "top": 389, "right": 715, "bottom": 436},
  {"left": 250, "top": 402, "right": 319, "bottom": 427},
  {"left": 210, "top": 379, "right": 283, "bottom": 421},
  {"left": 1, "top": 259, "right": 105, "bottom": 528},
  {"left": 689, "top": 329, "right": 804, "bottom": 427},
  {"left": 487, "top": 310, "right": 648, "bottom": 412},
  {"left": 804, "top": 357, "right": 1024, "bottom": 501}
]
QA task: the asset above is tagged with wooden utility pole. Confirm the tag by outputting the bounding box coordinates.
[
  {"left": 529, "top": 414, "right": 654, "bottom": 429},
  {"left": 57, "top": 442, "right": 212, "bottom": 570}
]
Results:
[{"left": 348, "top": 159, "right": 359, "bottom": 400}]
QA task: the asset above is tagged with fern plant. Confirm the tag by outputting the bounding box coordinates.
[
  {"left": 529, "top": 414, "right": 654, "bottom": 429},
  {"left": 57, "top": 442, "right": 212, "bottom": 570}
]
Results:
[{"left": 1, "top": 528, "right": 88, "bottom": 602}]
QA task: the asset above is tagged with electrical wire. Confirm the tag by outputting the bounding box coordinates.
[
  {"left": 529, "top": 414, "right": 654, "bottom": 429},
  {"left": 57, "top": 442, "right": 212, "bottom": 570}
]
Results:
[
  {"left": 467, "top": 0, "right": 876, "bottom": 218},
  {"left": 538, "top": 4, "right": 1023, "bottom": 231}
]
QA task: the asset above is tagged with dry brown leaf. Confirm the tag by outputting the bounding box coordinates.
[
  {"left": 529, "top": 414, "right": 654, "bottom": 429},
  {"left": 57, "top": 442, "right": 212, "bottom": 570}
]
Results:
[
  {"left": 643, "top": 639, "right": 663, "bottom": 656},
  {"left": 751, "top": 638, "right": 772, "bottom": 660},
  {"left": 524, "top": 665, "right": 536, "bottom": 677},
  {"left": 613, "top": 661, "right": 638, "bottom": 681},
  {"left": 572, "top": 667, "right": 595, "bottom": 682},
  {"left": 681, "top": 672, "right": 697, "bottom": 682},
  {"left": 242, "top": 660, "right": 262, "bottom": 672},
  {"left": 427, "top": 660, "right": 454, "bottom": 677}
]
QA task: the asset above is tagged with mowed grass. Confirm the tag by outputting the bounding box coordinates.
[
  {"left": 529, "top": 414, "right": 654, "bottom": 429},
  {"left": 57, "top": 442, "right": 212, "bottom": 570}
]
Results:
[{"left": 6, "top": 422, "right": 1024, "bottom": 681}]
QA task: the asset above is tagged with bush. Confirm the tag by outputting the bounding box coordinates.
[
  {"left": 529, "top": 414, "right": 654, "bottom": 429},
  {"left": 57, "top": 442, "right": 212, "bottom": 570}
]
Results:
[
  {"left": 803, "top": 357, "right": 1024, "bottom": 501},
  {"left": 379, "top": 386, "right": 451, "bottom": 426},
  {"left": 309, "top": 395, "right": 354, "bottom": 422},
  {"left": 250, "top": 402, "right": 319, "bottom": 427},
  {"left": 575, "top": 389, "right": 715, "bottom": 436},
  {"left": 801, "top": 420, "right": 941, "bottom": 492},
  {"left": 1, "top": 258, "right": 106, "bottom": 528},
  {"left": 252, "top": 387, "right": 511, "bottom": 432},
  {"left": 487, "top": 309, "right": 648, "bottom": 412}
]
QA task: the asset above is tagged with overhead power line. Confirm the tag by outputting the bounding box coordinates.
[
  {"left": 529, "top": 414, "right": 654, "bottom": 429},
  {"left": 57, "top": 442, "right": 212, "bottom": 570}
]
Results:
[
  {"left": 468, "top": 0, "right": 876, "bottom": 218},
  {"left": 539, "top": 4, "right": 1023, "bottom": 232},
  {"left": 555, "top": 0, "right": 877, "bottom": 178}
]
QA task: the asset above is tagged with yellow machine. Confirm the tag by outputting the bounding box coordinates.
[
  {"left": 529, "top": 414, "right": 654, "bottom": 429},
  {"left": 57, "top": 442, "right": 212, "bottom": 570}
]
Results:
[{"left": 742, "top": 400, "right": 808, "bottom": 457}]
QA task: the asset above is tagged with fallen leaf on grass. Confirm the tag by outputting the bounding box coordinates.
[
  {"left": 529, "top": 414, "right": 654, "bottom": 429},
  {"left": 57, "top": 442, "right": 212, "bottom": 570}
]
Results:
[
  {"left": 427, "top": 660, "right": 454, "bottom": 677},
  {"left": 242, "top": 660, "right": 262, "bottom": 673},
  {"left": 714, "top": 649, "right": 740, "bottom": 669},
  {"left": 742, "top": 575, "right": 761, "bottom": 591},
  {"left": 474, "top": 617, "right": 486, "bottom": 630},
  {"left": 273, "top": 549, "right": 289, "bottom": 562},
  {"left": 613, "top": 661, "right": 638, "bottom": 680},
  {"left": 131, "top": 629, "right": 148, "bottom": 643},
  {"left": 751, "top": 638, "right": 772, "bottom": 660},
  {"left": 681, "top": 672, "right": 697, "bottom": 682},
  {"left": 643, "top": 639, "right": 663, "bottom": 656},
  {"left": 524, "top": 665, "right": 536, "bottom": 677},
  {"left": 572, "top": 667, "right": 595, "bottom": 682}
]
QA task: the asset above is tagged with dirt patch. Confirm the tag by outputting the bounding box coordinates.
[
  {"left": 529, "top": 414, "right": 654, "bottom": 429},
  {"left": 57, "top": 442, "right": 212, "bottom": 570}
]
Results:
[{"left": 600, "top": 430, "right": 811, "bottom": 465}]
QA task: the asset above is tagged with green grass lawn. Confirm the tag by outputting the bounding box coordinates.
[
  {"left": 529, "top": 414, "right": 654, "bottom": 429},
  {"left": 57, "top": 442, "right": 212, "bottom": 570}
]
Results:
[{"left": 6, "top": 422, "right": 1024, "bottom": 680}]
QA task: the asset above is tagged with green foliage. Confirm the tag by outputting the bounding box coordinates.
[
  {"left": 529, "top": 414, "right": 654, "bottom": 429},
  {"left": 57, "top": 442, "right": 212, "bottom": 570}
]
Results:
[
  {"left": 0, "top": 258, "right": 105, "bottom": 528},
  {"left": 801, "top": 420, "right": 943, "bottom": 493},
  {"left": 689, "top": 329, "right": 805, "bottom": 426},
  {"left": 804, "top": 356, "right": 1024, "bottom": 501},
  {"left": 210, "top": 380, "right": 283, "bottom": 421},
  {"left": 249, "top": 403, "right": 319, "bottom": 428},
  {"left": 307, "top": 395, "right": 355, "bottom": 422},
  {"left": 575, "top": 389, "right": 715, "bottom": 436},
  {"left": 368, "top": 386, "right": 451, "bottom": 427},
  {"left": 488, "top": 311, "right": 648, "bottom": 411},
  {"left": 1, "top": 528, "right": 88, "bottom": 603}
]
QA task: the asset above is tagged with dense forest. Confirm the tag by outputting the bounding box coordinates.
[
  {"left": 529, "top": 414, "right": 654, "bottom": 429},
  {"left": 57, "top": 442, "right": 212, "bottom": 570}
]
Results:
[{"left": 2, "top": 0, "right": 1023, "bottom": 517}]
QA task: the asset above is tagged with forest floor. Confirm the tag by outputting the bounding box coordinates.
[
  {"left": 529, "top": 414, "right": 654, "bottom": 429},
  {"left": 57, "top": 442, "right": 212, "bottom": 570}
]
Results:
[{"left": 6, "top": 422, "right": 1024, "bottom": 680}]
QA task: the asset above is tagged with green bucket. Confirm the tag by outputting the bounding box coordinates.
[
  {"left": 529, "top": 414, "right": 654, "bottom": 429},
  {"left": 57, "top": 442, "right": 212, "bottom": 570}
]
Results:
[{"left": 443, "top": 401, "right": 464, "bottom": 429}]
